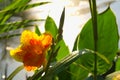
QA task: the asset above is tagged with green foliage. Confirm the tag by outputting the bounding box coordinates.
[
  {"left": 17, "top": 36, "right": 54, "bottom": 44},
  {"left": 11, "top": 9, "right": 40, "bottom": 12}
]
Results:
[
  {"left": 3, "top": 0, "right": 30, "bottom": 10},
  {"left": 40, "top": 49, "right": 109, "bottom": 80},
  {"left": 45, "top": 8, "right": 69, "bottom": 61},
  {"left": 115, "top": 58, "right": 120, "bottom": 71},
  {"left": 40, "top": 49, "right": 94, "bottom": 80},
  {"left": 44, "top": 8, "right": 70, "bottom": 80},
  {"left": 0, "top": 0, "right": 50, "bottom": 79},
  {"left": 35, "top": 25, "right": 41, "bottom": 36},
  {"left": 55, "top": 39, "right": 69, "bottom": 61},
  {"left": 71, "top": 7, "right": 119, "bottom": 79},
  {"left": 23, "top": 8, "right": 70, "bottom": 80},
  {"left": 0, "top": 1, "right": 49, "bottom": 24},
  {"left": 1, "top": 0, "right": 119, "bottom": 80},
  {"left": 57, "top": 68, "right": 71, "bottom": 80},
  {"left": 86, "top": 76, "right": 104, "bottom": 80},
  {"left": 0, "top": 0, "right": 30, "bottom": 23},
  {"left": 7, "top": 65, "right": 24, "bottom": 80},
  {"left": 0, "top": 0, "right": 49, "bottom": 39},
  {"left": 70, "top": 63, "right": 89, "bottom": 80},
  {"left": 0, "top": 19, "right": 44, "bottom": 34},
  {"left": 45, "top": 16, "right": 58, "bottom": 39}
]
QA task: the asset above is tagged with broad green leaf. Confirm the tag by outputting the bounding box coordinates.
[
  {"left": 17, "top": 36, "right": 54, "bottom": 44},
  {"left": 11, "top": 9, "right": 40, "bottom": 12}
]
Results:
[
  {"left": 55, "top": 39, "right": 69, "bottom": 61},
  {"left": 72, "top": 7, "right": 119, "bottom": 76},
  {"left": 57, "top": 68, "right": 71, "bottom": 80},
  {"left": 70, "top": 63, "right": 89, "bottom": 80},
  {"left": 45, "top": 16, "right": 58, "bottom": 39},
  {"left": 70, "top": 50, "right": 110, "bottom": 80},
  {"left": 0, "top": 0, "right": 4, "bottom": 1}
]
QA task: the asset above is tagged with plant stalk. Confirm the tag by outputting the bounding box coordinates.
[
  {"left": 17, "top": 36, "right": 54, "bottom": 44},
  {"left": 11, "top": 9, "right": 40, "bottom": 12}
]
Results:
[{"left": 89, "top": 0, "right": 98, "bottom": 80}]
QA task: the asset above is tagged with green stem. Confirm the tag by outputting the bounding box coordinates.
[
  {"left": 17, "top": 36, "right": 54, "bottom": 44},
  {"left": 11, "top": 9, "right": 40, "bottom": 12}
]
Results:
[
  {"left": 89, "top": 0, "right": 98, "bottom": 80},
  {"left": 7, "top": 65, "right": 24, "bottom": 80}
]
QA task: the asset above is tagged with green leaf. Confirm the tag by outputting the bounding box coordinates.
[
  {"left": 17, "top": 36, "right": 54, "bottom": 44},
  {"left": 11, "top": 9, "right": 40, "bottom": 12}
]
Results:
[
  {"left": 0, "top": 0, "right": 3, "bottom": 2},
  {"left": 55, "top": 39, "right": 70, "bottom": 61},
  {"left": 86, "top": 76, "right": 104, "bottom": 80},
  {"left": 0, "top": 33, "right": 20, "bottom": 40},
  {"left": 0, "top": 0, "right": 30, "bottom": 23},
  {"left": 28, "top": 68, "right": 44, "bottom": 80},
  {"left": 41, "top": 49, "right": 89, "bottom": 80},
  {"left": 7, "top": 65, "right": 24, "bottom": 80},
  {"left": 70, "top": 50, "right": 110, "bottom": 80},
  {"left": 45, "top": 16, "right": 58, "bottom": 39},
  {"left": 70, "top": 63, "right": 89, "bottom": 80},
  {"left": 29, "top": 49, "right": 109, "bottom": 80},
  {"left": 40, "top": 49, "right": 109, "bottom": 80},
  {"left": 115, "top": 58, "right": 120, "bottom": 71},
  {"left": 35, "top": 25, "right": 41, "bottom": 36},
  {"left": 57, "top": 8, "right": 65, "bottom": 41},
  {"left": 3, "top": 0, "right": 30, "bottom": 10},
  {"left": 0, "top": 1, "right": 49, "bottom": 24},
  {"left": 73, "top": 7, "right": 119, "bottom": 75},
  {"left": 0, "top": 19, "right": 44, "bottom": 34},
  {"left": 57, "top": 68, "right": 71, "bottom": 80},
  {"left": 45, "top": 39, "right": 70, "bottom": 80}
]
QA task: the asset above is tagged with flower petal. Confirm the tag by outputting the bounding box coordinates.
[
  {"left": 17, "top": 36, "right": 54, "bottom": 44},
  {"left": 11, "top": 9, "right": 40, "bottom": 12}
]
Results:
[
  {"left": 40, "top": 33, "right": 52, "bottom": 49},
  {"left": 10, "top": 46, "right": 25, "bottom": 62},
  {"left": 23, "top": 53, "right": 45, "bottom": 71},
  {"left": 24, "top": 66, "right": 38, "bottom": 71},
  {"left": 20, "top": 30, "right": 39, "bottom": 45}
]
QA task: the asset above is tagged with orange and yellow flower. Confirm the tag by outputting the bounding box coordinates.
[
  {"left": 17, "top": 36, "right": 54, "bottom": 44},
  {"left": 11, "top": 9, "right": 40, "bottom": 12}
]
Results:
[{"left": 10, "top": 30, "right": 52, "bottom": 71}]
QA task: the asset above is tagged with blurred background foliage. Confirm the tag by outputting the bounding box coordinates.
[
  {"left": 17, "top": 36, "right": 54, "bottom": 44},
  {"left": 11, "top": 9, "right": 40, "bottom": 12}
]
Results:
[{"left": 0, "top": 0, "right": 49, "bottom": 80}]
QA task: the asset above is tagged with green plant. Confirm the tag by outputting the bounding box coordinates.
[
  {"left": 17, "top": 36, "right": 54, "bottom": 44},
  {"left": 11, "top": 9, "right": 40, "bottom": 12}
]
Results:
[{"left": 0, "top": 0, "right": 119, "bottom": 80}]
